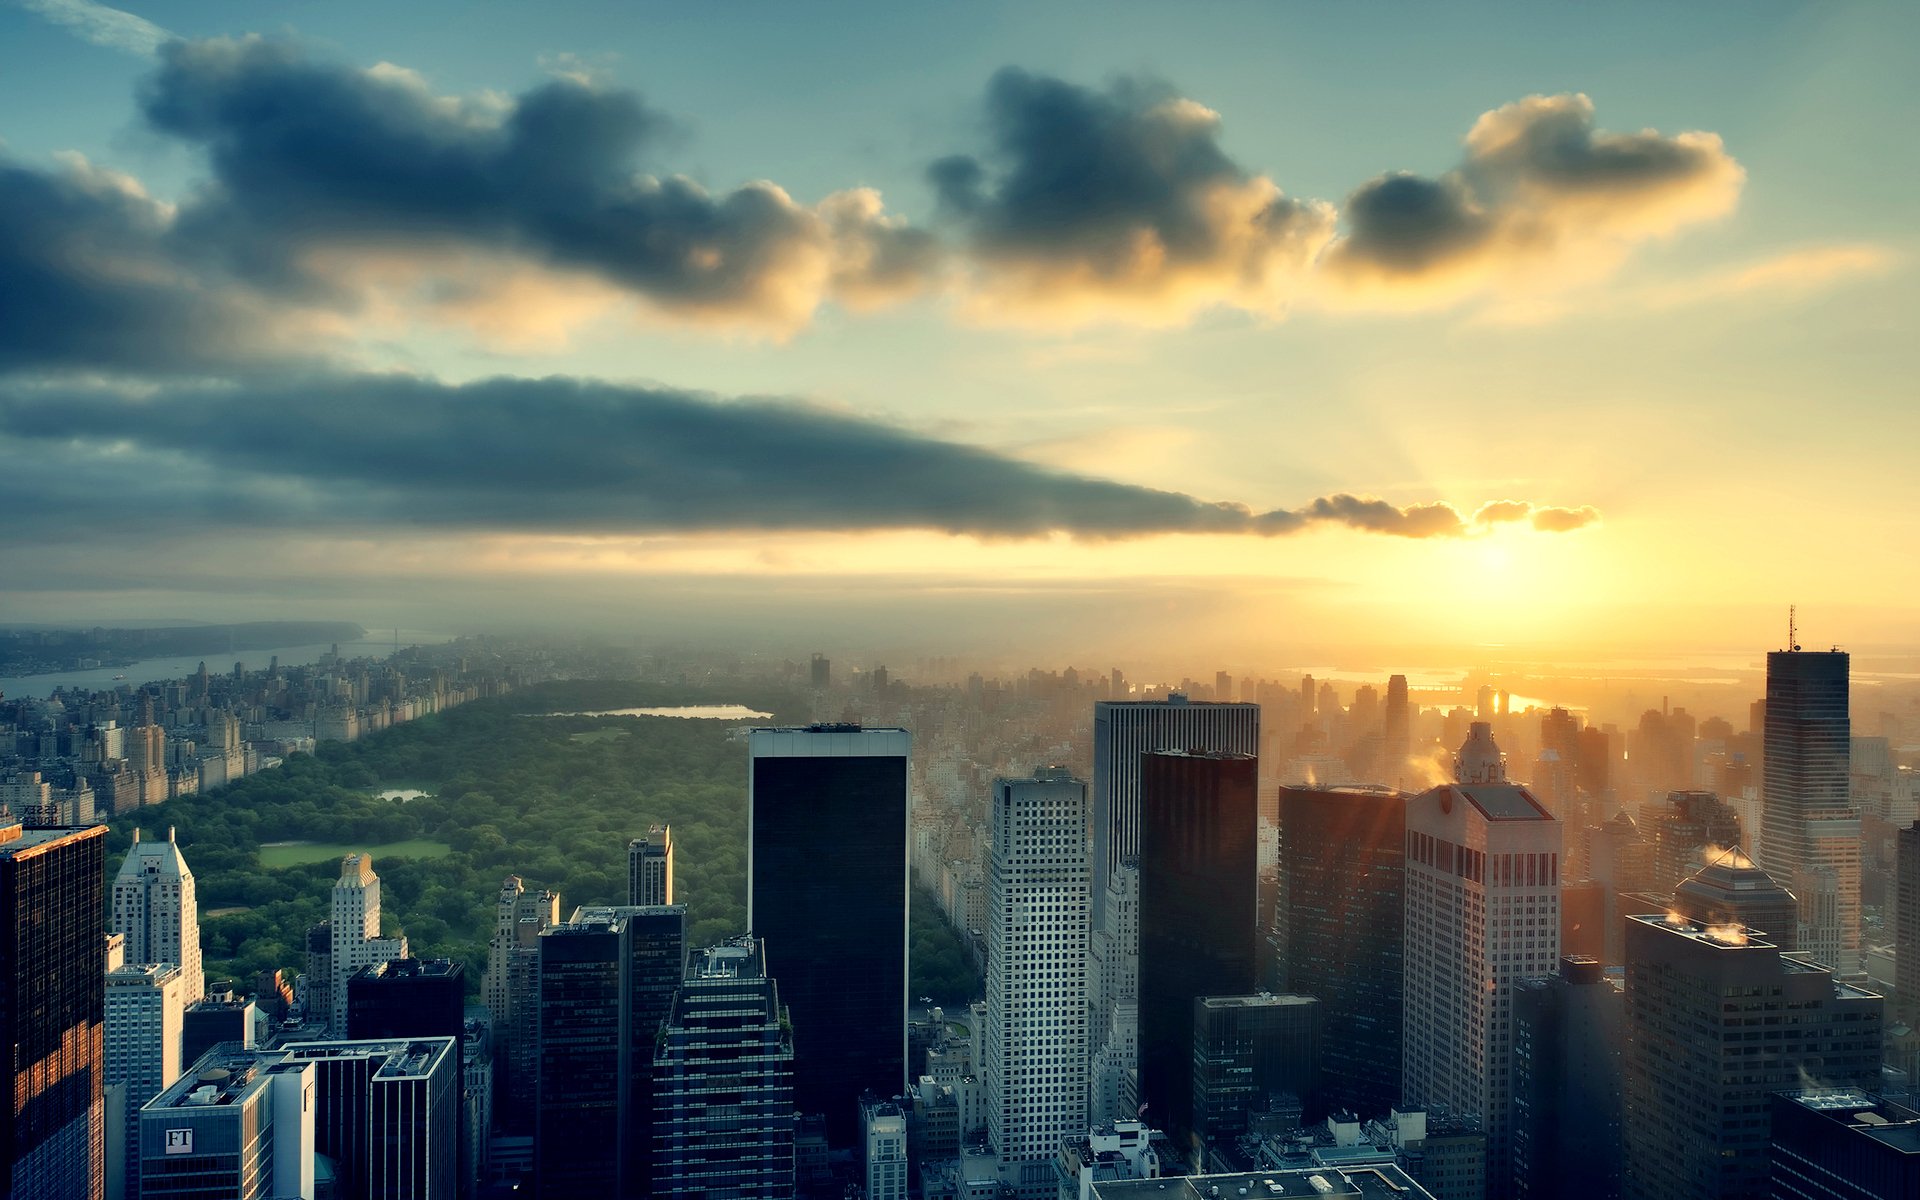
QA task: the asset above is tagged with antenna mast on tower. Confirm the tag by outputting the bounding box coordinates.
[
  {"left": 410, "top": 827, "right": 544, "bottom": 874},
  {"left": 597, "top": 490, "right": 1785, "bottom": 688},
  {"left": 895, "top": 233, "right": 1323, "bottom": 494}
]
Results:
[{"left": 1789, "top": 605, "right": 1800, "bottom": 652}]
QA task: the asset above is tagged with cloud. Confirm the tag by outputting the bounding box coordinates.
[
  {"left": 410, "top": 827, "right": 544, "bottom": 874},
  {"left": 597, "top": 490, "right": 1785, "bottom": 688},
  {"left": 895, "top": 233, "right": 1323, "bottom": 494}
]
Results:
[
  {"left": 16, "top": 0, "right": 172, "bottom": 57},
  {"left": 930, "top": 69, "right": 1334, "bottom": 328},
  {"left": 135, "top": 36, "right": 930, "bottom": 334},
  {"left": 0, "top": 373, "right": 1596, "bottom": 543},
  {"left": 1321, "top": 93, "right": 1745, "bottom": 306},
  {"left": 1473, "top": 499, "right": 1535, "bottom": 526},
  {"left": 0, "top": 152, "right": 297, "bottom": 372},
  {"left": 1529, "top": 505, "right": 1601, "bottom": 532},
  {"left": 1634, "top": 243, "right": 1895, "bottom": 311}
]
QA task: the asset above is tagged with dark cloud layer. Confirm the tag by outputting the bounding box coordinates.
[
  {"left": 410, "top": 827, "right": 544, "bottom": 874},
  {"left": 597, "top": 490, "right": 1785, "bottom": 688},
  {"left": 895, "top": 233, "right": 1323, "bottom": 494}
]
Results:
[
  {"left": 133, "top": 37, "right": 932, "bottom": 329},
  {"left": 930, "top": 68, "right": 1332, "bottom": 323},
  {"left": 0, "top": 374, "right": 1594, "bottom": 542}
]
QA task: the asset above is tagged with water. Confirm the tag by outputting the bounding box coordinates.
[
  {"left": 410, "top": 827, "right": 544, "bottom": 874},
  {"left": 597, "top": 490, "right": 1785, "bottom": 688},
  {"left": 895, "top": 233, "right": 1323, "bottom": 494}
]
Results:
[
  {"left": 539, "top": 705, "right": 773, "bottom": 720},
  {"left": 0, "top": 628, "right": 455, "bottom": 700}
]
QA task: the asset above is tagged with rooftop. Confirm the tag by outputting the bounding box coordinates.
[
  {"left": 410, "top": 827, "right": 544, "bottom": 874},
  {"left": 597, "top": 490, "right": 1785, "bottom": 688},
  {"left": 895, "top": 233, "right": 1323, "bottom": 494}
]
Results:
[
  {"left": 1201, "top": 993, "right": 1318, "bottom": 1011},
  {"left": 1781, "top": 1091, "right": 1920, "bottom": 1154},
  {"left": 279, "top": 1037, "right": 454, "bottom": 1080},
  {"left": 1450, "top": 783, "right": 1553, "bottom": 821},
  {"left": 1090, "top": 1165, "right": 1435, "bottom": 1199}
]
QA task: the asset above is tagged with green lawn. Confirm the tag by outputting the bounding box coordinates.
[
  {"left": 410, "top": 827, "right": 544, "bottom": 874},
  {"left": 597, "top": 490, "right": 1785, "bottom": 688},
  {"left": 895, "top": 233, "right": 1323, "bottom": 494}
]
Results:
[
  {"left": 567, "top": 728, "right": 631, "bottom": 744},
  {"left": 258, "top": 839, "right": 453, "bottom": 868}
]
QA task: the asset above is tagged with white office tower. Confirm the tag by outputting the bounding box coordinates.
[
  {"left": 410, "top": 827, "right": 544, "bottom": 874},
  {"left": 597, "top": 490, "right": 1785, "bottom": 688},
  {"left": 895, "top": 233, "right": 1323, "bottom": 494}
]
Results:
[
  {"left": 1086, "top": 863, "right": 1138, "bottom": 1125},
  {"left": 329, "top": 854, "right": 407, "bottom": 1034},
  {"left": 1088, "top": 698, "right": 1257, "bottom": 1105},
  {"left": 1403, "top": 722, "right": 1561, "bottom": 1200},
  {"left": 105, "top": 963, "right": 185, "bottom": 1200},
  {"left": 112, "top": 827, "right": 206, "bottom": 1003},
  {"left": 862, "top": 1097, "right": 909, "bottom": 1200},
  {"left": 985, "top": 768, "right": 1092, "bottom": 1200}
]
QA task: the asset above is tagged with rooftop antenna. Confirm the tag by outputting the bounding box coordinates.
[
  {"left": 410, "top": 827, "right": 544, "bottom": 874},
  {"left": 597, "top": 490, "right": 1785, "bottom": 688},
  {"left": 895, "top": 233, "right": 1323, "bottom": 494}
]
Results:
[{"left": 1789, "top": 605, "right": 1800, "bottom": 652}]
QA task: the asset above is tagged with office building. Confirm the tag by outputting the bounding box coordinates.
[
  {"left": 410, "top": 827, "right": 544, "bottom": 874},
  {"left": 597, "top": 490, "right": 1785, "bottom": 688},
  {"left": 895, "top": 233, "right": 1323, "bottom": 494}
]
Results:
[
  {"left": 1644, "top": 790, "right": 1743, "bottom": 892},
  {"left": 1384, "top": 675, "right": 1412, "bottom": 783},
  {"left": 3, "top": 818, "right": 107, "bottom": 1200},
  {"left": 104, "top": 963, "right": 185, "bottom": 1197},
  {"left": 1401, "top": 723, "right": 1561, "bottom": 1200},
  {"left": 1768, "top": 1091, "right": 1920, "bottom": 1200},
  {"left": 1087, "top": 862, "right": 1139, "bottom": 1125},
  {"left": 628, "top": 824, "right": 673, "bottom": 906},
  {"left": 1621, "top": 915, "right": 1883, "bottom": 1200},
  {"left": 181, "top": 992, "right": 256, "bottom": 1074},
  {"left": 1510, "top": 958, "right": 1623, "bottom": 1200},
  {"left": 862, "top": 1096, "right": 909, "bottom": 1200},
  {"left": 1670, "top": 846, "right": 1798, "bottom": 950},
  {"left": 1086, "top": 1163, "right": 1439, "bottom": 1199},
  {"left": 652, "top": 938, "right": 797, "bottom": 1199},
  {"left": 749, "top": 725, "right": 909, "bottom": 1145},
  {"left": 1137, "top": 749, "right": 1259, "bottom": 1170},
  {"left": 983, "top": 768, "right": 1090, "bottom": 1198},
  {"left": 1054, "top": 1120, "right": 1163, "bottom": 1197},
  {"left": 136, "top": 1050, "right": 315, "bottom": 1200},
  {"left": 1191, "top": 993, "right": 1321, "bottom": 1163},
  {"left": 1898, "top": 820, "right": 1920, "bottom": 1024},
  {"left": 328, "top": 856, "right": 406, "bottom": 1035},
  {"left": 533, "top": 904, "right": 686, "bottom": 1200},
  {"left": 485, "top": 875, "right": 560, "bottom": 1131},
  {"left": 1760, "top": 649, "right": 1860, "bottom": 972},
  {"left": 1276, "top": 783, "right": 1406, "bottom": 1118},
  {"left": 110, "top": 826, "right": 204, "bottom": 1002},
  {"left": 347, "top": 958, "right": 465, "bottom": 1044},
  {"left": 280, "top": 1037, "right": 459, "bottom": 1200}
]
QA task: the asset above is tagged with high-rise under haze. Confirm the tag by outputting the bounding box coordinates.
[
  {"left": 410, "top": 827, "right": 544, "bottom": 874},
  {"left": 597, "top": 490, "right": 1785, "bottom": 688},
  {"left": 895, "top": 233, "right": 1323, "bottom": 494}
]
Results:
[
  {"left": 628, "top": 824, "right": 673, "bottom": 906},
  {"left": 1136, "top": 749, "right": 1259, "bottom": 1170},
  {"left": 749, "top": 724, "right": 909, "bottom": 1147},
  {"left": 1759, "top": 649, "right": 1859, "bottom": 971},
  {"left": 329, "top": 855, "right": 407, "bottom": 1035},
  {"left": 1275, "top": 782, "right": 1406, "bottom": 1119},
  {"left": 1402, "top": 723, "right": 1561, "bottom": 1200},
  {"left": 983, "top": 768, "right": 1090, "bottom": 1199}
]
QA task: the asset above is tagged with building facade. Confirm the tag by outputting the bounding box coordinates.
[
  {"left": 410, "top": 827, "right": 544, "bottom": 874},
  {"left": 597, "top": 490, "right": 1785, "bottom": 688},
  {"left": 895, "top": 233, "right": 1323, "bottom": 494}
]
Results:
[
  {"left": 110, "top": 826, "right": 204, "bottom": 1003},
  {"left": 136, "top": 1050, "right": 314, "bottom": 1200},
  {"left": 1276, "top": 783, "right": 1406, "bottom": 1119},
  {"left": 748, "top": 725, "right": 909, "bottom": 1146},
  {"left": 328, "top": 855, "right": 406, "bottom": 1035},
  {"left": 485, "top": 875, "right": 560, "bottom": 1132},
  {"left": 1760, "top": 649, "right": 1860, "bottom": 971},
  {"left": 1191, "top": 993, "right": 1321, "bottom": 1164},
  {"left": 280, "top": 1037, "right": 459, "bottom": 1200},
  {"left": 983, "top": 768, "right": 1090, "bottom": 1198},
  {"left": 628, "top": 824, "right": 674, "bottom": 907},
  {"left": 1509, "top": 958, "right": 1623, "bottom": 1200},
  {"left": 104, "top": 962, "right": 185, "bottom": 1197},
  {"left": 1401, "top": 724, "right": 1561, "bottom": 1200}
]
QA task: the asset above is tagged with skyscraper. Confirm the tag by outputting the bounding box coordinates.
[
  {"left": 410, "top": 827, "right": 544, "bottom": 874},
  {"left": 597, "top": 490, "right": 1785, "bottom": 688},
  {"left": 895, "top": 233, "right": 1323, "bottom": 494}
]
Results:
[
  {"left": 1136, "top": 749, "right": 1259, "bottom": 1170},
  {"left": 1190, "top": 993, "right": 1321, "bottom": 1160},
  {"left": 329, "top": 855, "right": 406, "bottom": 1035},
  {"left": 1089, "top": 697, "right": 1257, "bottom": 1124},
  {"left": 1899, "top": 820, "right": 1920, "bottom": 1024},
  {"left": 110, "top": 826, "right": 204, "bottom": 1003},
  {"left": 652, "top": 938, "right": 797, "bottom": 1199},
  {"left": 2, "top": 817, "right": 107, "bottom": 1200},
  {"left": 137, "top": 1049, "right": 315, "bottom": 1200},
  {"left": 984, "top": 768, "right": 1090, "bottom": 1199},
  {"left": 1384, "top": 674, "right": 1412, "bottom": 781},
  {"left": 1510, "top": 958, "right": 1623, "bottom": 1200},
  {"left": 281, "top": 1037, "right": 460, "bottom": 1200},
  {"left": 1670, "top": 846, "right": 1798, "bottom": 950},
  {"left": 1276, "top": 783, "right": 1406, "bottom": 1119},
  {"left": 1621, "top": 915, "right": 1882, "bottom": 1200},
  {"left": 628, "top": 824, "right": 673, "bottom": 906},
  {"left": 1644, "top": 790, "right": 1744, "bottom": 893},
  {"left": 104, "top": 962, "right": 185, "bottom": 1197},
  {"left": 1760, "top": 649, "right": 1860, "bottom": 971},
  {"left": 485, "top": 875, "right": 560, "bottom": 1131},
  {"left": 1402, "top": 723, "right": 1561, "bottom": 1200},
  {"left": 749, "top": 724, "right": 909, "bottom": 1146}
]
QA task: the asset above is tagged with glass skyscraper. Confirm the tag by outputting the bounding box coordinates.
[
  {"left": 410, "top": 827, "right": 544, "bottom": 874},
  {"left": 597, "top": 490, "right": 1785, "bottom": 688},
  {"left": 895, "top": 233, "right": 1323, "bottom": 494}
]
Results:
[{"left": 1760, "top": 649, "right": 1859, "bottom": 970}]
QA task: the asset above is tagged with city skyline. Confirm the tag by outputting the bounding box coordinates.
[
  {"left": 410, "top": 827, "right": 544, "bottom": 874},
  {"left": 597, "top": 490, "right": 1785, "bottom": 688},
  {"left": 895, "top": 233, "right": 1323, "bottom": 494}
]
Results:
[{"left": 0, "top": 2, "right": 1915, "bottom": 657}]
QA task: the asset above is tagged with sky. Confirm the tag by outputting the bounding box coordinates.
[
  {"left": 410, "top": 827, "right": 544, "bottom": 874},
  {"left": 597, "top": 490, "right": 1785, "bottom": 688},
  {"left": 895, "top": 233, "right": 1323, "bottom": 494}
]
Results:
[{"left": 1, "top": 0, "right": 1915, "bottom": 668}]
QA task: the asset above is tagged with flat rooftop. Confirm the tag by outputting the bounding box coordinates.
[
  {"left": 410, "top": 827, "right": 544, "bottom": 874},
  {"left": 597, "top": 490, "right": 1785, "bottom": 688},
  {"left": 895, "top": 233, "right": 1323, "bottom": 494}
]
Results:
[
  {"left": 1201, "top": 993, "right": 1318, "bottom": 1010},
  {"left": 279, "top": 1037, "right": 453, "bottom": 1080},
  {"left": 1783, "top": 1090, "right": 1920, "bottom": 1154},
  {"left": 1450, "top": 784, "right": 1553, "bottom": 821},
  {"left": 1091, "top": 1165, "right": 1435, "bottom": 1199}
]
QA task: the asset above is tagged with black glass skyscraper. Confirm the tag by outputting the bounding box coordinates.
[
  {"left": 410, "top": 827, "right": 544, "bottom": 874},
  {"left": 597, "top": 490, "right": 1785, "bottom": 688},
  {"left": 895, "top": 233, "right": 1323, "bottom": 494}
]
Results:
[
  {"left": 1136, "top": 749, "right": 1258, "bottom": 1168},
  {"left": 1275, "top": 783, "right": 1406, "bottom": 1119},
  {"left": 749, "top": 725, "right": 909, "bottom": 1147},
  {"left": 2, "top": 818, "right": 106, "bottom": 1200}
]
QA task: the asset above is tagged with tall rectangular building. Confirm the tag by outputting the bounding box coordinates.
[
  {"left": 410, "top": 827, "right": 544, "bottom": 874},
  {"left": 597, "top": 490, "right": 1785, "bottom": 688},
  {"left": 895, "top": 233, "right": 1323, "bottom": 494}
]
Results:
[
  {"left": 2, "top": 819, "right": 107, "bottom": 1200},
  {"left": 1276, "top": 783, "right": 1406, "bottom": 1119},
  {"left": 485, "top": 875, "right": 560, "bottom": 1133},
  {"left": 104, "top": 962, "right": 185, "bottom": 1197},
  {"left": 1190, "top": 993, "right": 1321, "bottom": 1160},
  {"left": 749, "top": 725, "right": 910, "bottom": 1146},
  {"left": 1402, "top": 724, "right": 1561, "bottom": 1200},
  {"left": 1509, "top": 958, "right": 1623, "bottom": 1200},
  {"left": 1090, "top": 697, "right": 1257, "bottom": 1123},
  {"left": 137, "top": 1050, "right": 314, "bottom": 1200},
  {"left": 1136, "top": 749, "right": 1259, "bottom": 1172},
  {"left": 1760, "top": 649, "right": 1860, "bottom": 971},
  {"left": 652, "top": 938, "right": 797, "bottom": 1199},
  {"left": 1899, "top": 820, "right": 1920, "bottom": 1025},
  {"left": 280, "top": 1037, "right": 459, "bottom": 1200},
  {"left": 1768, "top": 1091, "right": 1920, "bottom": 1200},
  {"left": 628, "top": 824, "right": 673, "bottom": 906},
  {"left": 1621, "top": 915, "right": 1882, "bottom": 1200},
  {"left": 983, "top": 768, "right": 1090, "bottom": 1199},
  {"left": 328, "top": 855, "right": 406, "bottom": 1035}
]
